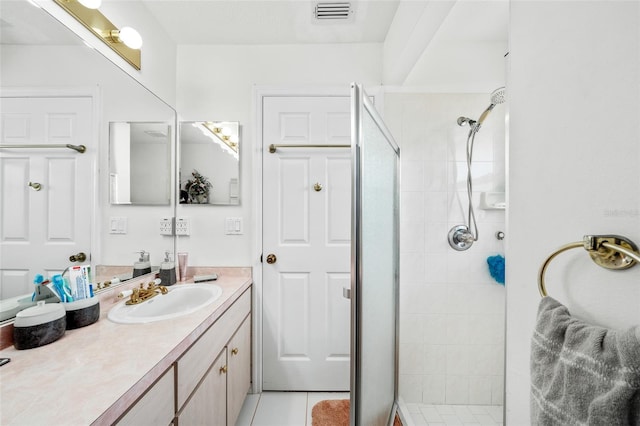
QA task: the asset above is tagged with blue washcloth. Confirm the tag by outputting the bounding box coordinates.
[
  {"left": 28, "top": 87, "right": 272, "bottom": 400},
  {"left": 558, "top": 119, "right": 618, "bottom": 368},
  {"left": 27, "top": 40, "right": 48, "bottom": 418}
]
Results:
[{"left": 487, "top": 254, "right": 505, "bottom": 285}]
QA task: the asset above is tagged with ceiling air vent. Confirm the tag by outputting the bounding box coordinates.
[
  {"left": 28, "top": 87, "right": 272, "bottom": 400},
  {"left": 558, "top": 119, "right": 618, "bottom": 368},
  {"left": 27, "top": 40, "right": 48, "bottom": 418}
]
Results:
[{"left": 315, "top": 2, "right": 352, "bottom": 20}]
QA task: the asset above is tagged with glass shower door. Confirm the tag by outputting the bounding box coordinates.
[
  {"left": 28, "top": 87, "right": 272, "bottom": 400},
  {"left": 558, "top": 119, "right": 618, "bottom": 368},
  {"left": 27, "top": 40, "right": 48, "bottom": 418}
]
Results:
[{"left": 350, "top": 83, "right": 400, "bottom": 426}]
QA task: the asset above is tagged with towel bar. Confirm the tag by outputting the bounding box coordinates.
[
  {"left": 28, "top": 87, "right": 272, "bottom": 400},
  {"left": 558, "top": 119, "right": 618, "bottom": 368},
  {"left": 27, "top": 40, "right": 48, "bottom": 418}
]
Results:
[{"left": 538, "top": 235, "right": 640, "bottom": 297}]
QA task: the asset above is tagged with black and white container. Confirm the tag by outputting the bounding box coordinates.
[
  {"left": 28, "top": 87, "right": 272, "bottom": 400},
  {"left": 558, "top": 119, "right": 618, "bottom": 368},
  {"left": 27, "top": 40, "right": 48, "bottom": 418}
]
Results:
[{"left": 13, "top": 302, "right": 66, "bottom": 350}]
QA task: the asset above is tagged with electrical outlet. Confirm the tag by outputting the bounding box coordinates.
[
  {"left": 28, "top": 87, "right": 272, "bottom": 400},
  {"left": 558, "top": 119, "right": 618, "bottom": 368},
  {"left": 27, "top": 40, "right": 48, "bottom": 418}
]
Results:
[
  {"left": 159, "top": 218, "right": 173, "bottom": 235},
  {"left": 175, "top": 217, "right": 190, "bottom": 236}
]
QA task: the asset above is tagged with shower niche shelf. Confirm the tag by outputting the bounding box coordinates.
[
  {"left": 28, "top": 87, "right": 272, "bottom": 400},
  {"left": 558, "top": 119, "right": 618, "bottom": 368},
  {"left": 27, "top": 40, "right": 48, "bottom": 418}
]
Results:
[{"left": 480, "top": 192, "right": 506, "bottom": 210}]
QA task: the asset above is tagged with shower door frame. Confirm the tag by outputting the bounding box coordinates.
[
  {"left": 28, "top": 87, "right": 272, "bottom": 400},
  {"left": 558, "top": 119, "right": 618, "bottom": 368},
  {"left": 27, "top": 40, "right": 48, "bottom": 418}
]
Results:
[{"left": 350, "top": 82, "right": 400, "bottom": 426}]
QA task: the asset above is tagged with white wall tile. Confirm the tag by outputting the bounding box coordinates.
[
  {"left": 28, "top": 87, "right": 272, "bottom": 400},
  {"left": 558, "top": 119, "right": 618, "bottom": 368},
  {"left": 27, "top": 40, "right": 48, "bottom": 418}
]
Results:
[
  {"left": 401, "top": 221, "right": 426, "bottom": 253},
  {"left": 423, "top": 314, "right": 448, "bottom": 344},
  {"left": 401, "top": 313, "right": 425, "bottom": 343},
  {"left": 445, "top": 316, "right": 470, "bottom": 344},
  {"left": 400, "top": 374, "right": 424, "bottom": 403},
  {"left": 401, "top": 192, "right": 426, "bottom": 222},
  {"left": 425, "top": 191, "right": 449, "bottom": 223},
  {"left": 422, "top": 375, "right": 446, "bottom": 404},
  {"left": 425, "top": 253, "right": 447, "bottom": 283},
  {"left": 445, "top": 375, "right": 469, "bottom": 404},
  {"left": 445, "top": 345, "right": 470, "bottom": 375},
  {"left": 423, "top": 344, "right": 447, "bottom": 375},
  {"left": 425, "top": 222, "right": 450, "bottom": 254},
  {"left": 401, "top": 252, "right": 426, "bottom": 283},
  {"left": 400, "top": 343, "right": 425, "bottom": 374},
  {"left": 468, "top": 376, "right": 493, "bottom": 405},
  {"left": 402, "top": 161, "right": 425, "bottom": 192},
  {"left": 423, "top": 284, "right": 448, "bottom": 314}
]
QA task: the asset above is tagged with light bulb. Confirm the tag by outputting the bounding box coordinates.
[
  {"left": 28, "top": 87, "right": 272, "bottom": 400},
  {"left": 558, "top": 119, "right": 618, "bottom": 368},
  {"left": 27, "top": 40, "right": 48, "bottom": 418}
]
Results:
[
  {"left": 117, "top": 27, "right": 142, "bottom": 49},
  {"left": 78, "top": 0, "right": 102, "bottom": 9}
]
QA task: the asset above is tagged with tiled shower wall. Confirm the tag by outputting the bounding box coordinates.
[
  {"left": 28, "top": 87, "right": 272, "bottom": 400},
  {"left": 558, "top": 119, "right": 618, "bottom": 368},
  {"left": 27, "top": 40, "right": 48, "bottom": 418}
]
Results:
[{"left": 385, "top": 93, "right": 506, "bottom": 405}]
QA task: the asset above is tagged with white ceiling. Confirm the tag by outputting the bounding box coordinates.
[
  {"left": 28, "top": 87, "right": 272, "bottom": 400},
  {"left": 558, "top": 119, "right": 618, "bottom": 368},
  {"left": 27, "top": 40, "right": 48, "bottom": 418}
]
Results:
[
  {"left": 141, "top": 0, "right": 402, "bottom": 45},
  {"left": 141, "top": 0, "right": 508, "bottom": 46}
]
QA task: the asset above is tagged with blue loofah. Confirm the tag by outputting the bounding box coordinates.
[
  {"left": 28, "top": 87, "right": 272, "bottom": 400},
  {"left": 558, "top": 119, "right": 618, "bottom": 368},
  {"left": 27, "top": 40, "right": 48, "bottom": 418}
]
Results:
[{"left": 487, "top": 254, "right": 505, "bottom": 285}]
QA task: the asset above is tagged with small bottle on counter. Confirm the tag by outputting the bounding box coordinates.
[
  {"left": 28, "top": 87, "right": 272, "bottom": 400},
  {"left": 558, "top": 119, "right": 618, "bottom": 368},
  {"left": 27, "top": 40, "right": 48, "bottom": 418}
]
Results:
[{"left": 159, "top": 251, "right": 177, "bottom": 286}]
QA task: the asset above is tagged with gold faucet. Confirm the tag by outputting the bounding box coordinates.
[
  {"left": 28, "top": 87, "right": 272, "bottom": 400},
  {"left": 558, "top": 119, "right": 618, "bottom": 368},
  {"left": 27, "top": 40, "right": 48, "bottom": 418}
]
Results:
[{"left": 122, "top": 280, "right": 168, "bottom": 305}]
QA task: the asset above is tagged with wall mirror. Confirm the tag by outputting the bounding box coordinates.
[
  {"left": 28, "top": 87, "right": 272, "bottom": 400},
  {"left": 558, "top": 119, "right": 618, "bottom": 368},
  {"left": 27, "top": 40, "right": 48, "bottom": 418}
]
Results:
[
  {"left": 0, "top": 1, "right": 175, "bottom": 322},
  {"left": 179, "top": 121, "right": 240, "bottom": 205},
  {"left": 109, "top": 122, "right": 172, "bottom": 205}
]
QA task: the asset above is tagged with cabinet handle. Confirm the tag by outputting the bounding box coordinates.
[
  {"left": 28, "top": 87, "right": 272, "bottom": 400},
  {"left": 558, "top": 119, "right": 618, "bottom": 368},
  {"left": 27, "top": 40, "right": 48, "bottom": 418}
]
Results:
[
  {"left": 219, "top": 365, "right": 228, "bottom": 374},
  {"left": 231, "top": 348, "right": 239, "bottom": 355}
]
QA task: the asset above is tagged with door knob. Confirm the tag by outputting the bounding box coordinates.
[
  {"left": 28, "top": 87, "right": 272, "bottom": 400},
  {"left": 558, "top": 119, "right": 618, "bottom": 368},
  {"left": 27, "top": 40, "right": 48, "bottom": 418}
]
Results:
[
  {"left": 28, "top": 182, "right": 42, "bottom": 191},
  {"left": 69, "top": 252, "right": 87, "bottom": 262},
  {"left": 266, "top": 254, "right": 277, "bottom": 264}
]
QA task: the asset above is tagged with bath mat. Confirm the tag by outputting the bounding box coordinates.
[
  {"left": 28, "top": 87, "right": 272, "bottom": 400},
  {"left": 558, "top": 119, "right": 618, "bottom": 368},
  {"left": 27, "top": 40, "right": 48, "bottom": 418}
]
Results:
[{"left": 311, "top": 399, "right": 403, "bottom": 426}]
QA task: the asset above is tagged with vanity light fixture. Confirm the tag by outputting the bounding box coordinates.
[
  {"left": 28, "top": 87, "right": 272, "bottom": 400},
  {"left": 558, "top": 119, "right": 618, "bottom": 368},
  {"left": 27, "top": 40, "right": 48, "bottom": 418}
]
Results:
[
  {"left": 107, "top": 27, "right": 143, "bottom": 49},
  {"left": 77, "top": 0, "right": 101, "bottom": 9},
  {"left": 53, "top": 0, "right": 142, "bottom": 70}
]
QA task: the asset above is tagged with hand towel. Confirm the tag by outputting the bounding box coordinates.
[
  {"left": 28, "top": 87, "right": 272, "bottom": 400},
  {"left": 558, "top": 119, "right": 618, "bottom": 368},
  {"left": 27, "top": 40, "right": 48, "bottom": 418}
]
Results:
[{"left": 531, "top": 296, "right": 640, "bottom": 425}]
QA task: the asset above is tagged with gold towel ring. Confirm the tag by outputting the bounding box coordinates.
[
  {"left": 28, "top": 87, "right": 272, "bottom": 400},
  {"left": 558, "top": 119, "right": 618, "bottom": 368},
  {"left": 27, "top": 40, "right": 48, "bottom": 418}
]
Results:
[{"left": 538, "top": 235, "right": 640, "bottom": 297}]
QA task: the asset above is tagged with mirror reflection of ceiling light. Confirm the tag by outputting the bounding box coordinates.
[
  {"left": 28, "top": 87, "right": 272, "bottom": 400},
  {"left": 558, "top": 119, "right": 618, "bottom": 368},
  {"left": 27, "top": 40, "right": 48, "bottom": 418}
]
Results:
[
  {"left": 53, "top": 0, "right": 142, "bottom": 70},
  {"left": 194, "top": 122, "right": 240, "bottom": 160}
]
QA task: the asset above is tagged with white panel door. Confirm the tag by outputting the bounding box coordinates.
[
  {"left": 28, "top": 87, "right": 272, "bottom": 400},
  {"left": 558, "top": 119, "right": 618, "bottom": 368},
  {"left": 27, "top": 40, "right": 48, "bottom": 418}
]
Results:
[
  {"left": 0, "top": 96, "right": 93, "bottom": 299},
  {"left": 262, "top": 96, "right": 351, "bottom": 390}
]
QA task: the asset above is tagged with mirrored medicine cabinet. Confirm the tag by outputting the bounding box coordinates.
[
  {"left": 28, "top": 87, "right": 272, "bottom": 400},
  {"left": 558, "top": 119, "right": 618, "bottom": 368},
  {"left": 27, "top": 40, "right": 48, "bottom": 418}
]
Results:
[
  {"left": 179, "top": 121, "right": 241, "bottom": 206},
  {"left": 109, "top": 122, "right": 172, "bottom": 205}
]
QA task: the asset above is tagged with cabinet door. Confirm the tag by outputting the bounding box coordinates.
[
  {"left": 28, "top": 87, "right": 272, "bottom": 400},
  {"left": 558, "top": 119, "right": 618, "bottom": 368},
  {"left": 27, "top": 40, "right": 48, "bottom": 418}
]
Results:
[
  {"left": 116, "top": 366, "right": 175, "bottom": 426},
  {"left": 179, "top": 348, "right": 227, "bottom": 426},
  {"left": 227, "top": 315, "right": 251, "bottom": 426}
]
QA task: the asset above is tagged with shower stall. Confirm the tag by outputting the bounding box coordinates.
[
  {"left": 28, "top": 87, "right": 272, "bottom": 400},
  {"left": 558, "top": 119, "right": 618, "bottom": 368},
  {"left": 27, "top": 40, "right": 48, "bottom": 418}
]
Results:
[{"left": 350, "top": 83, "right": 400, "bottom": 425}]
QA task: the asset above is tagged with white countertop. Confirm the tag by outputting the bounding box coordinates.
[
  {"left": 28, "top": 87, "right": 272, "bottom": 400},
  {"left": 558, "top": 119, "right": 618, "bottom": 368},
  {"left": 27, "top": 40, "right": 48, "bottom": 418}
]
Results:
[{"left": 0, "top": 268, "right": 252, "bottom": 425}]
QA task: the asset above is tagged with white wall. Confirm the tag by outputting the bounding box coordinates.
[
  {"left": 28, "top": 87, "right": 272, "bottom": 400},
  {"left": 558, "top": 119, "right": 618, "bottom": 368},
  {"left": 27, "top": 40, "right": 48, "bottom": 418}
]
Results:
[
  {"left": 385, "top": 93, "right": 506, "bottom": 406},
  {"left": 506, "top": 1, "right": 640, "bottom": 424},
  {"left": 175, "top": 43, "right": 382, "bottom": 266}
]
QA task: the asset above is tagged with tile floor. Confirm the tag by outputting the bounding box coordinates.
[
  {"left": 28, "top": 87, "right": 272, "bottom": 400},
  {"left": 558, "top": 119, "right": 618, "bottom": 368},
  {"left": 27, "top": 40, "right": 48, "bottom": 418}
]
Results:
[
  {"left": 236, "top": 391, "right": 350, "bottom": 426},
  {"left": 406, "top": 403, "right": 504, "bottom": 426},
  {"left": 236, "top": 392, "right": 503, "bottom": 426}
]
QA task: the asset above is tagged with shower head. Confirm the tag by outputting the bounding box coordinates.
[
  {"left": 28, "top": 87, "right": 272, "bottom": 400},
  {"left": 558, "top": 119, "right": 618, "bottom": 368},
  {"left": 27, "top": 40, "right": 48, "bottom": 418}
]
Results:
[
  {"left": 476, "top": 86, "right": 507, "bottom": 128},
  {"left": 490, "top": 86, "right": 506, "bottom": 105},
  {"left": 457, "top": 116, "right": 476, "bottom": 127}
]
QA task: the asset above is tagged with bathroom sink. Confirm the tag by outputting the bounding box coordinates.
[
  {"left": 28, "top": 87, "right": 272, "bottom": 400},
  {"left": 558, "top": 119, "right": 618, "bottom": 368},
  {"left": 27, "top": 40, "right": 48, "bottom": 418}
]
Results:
[{"left": 107, "top": 284, "right": 223, "bottom": 324}]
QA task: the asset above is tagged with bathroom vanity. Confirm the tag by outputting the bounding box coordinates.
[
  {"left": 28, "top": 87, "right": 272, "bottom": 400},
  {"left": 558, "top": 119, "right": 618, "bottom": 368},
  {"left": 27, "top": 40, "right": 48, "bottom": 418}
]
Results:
[{"left": 0, "top": 268, "right": 252, "bottom": 425}]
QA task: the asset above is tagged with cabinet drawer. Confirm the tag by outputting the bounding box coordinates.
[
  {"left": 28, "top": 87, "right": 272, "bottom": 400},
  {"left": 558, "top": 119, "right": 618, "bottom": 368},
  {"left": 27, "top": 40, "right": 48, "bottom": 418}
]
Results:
[
  {"left": 116, "top": 366, "right": 174, "bottom": 426},
  {"left": 176, "top": 289, "right": 251, "bottom": 409}
]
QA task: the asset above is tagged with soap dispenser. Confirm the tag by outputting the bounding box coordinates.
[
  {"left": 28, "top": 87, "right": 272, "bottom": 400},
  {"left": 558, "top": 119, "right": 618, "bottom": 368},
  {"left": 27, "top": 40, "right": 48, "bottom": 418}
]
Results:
[
  {"left": 159, "top": 251, "right": 177, "bottom": 286},
  {"left": 132, "top": 250, "right": 151, "bottom": 278}
]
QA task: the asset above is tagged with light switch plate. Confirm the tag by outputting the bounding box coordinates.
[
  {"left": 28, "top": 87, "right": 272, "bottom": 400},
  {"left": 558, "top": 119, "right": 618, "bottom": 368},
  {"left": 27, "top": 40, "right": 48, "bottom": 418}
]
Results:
[
  {"left": 109, "top": 217, "right": 127, "bottom": 234},
  {"left": 225, "top": 217, "right": 243, "bottom": 235}
]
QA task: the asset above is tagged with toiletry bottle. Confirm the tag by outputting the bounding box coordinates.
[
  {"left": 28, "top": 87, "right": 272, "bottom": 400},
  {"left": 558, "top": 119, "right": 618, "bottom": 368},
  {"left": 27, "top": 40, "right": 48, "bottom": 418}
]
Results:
[
  {"left": 159, "top": 251, "right": 177, "bottom": 286},
  {"left": 133, "top": 250, "right": 151, "bottom": 278}
]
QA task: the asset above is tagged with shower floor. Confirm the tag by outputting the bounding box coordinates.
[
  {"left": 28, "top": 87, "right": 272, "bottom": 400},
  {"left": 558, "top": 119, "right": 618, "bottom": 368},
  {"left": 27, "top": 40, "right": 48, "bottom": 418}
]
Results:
[{"left": 405, "top": 403, "right": 503, "bottom": 425}]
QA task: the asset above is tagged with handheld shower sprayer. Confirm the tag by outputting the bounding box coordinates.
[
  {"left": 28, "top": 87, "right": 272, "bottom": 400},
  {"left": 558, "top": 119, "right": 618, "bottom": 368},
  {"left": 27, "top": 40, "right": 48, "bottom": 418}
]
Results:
[
  {"left": 475, "top": 86, "right": 506, "bottom": 130},
  {"left": 448, "top": 86, "right": 506, "bottom": 251}
]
